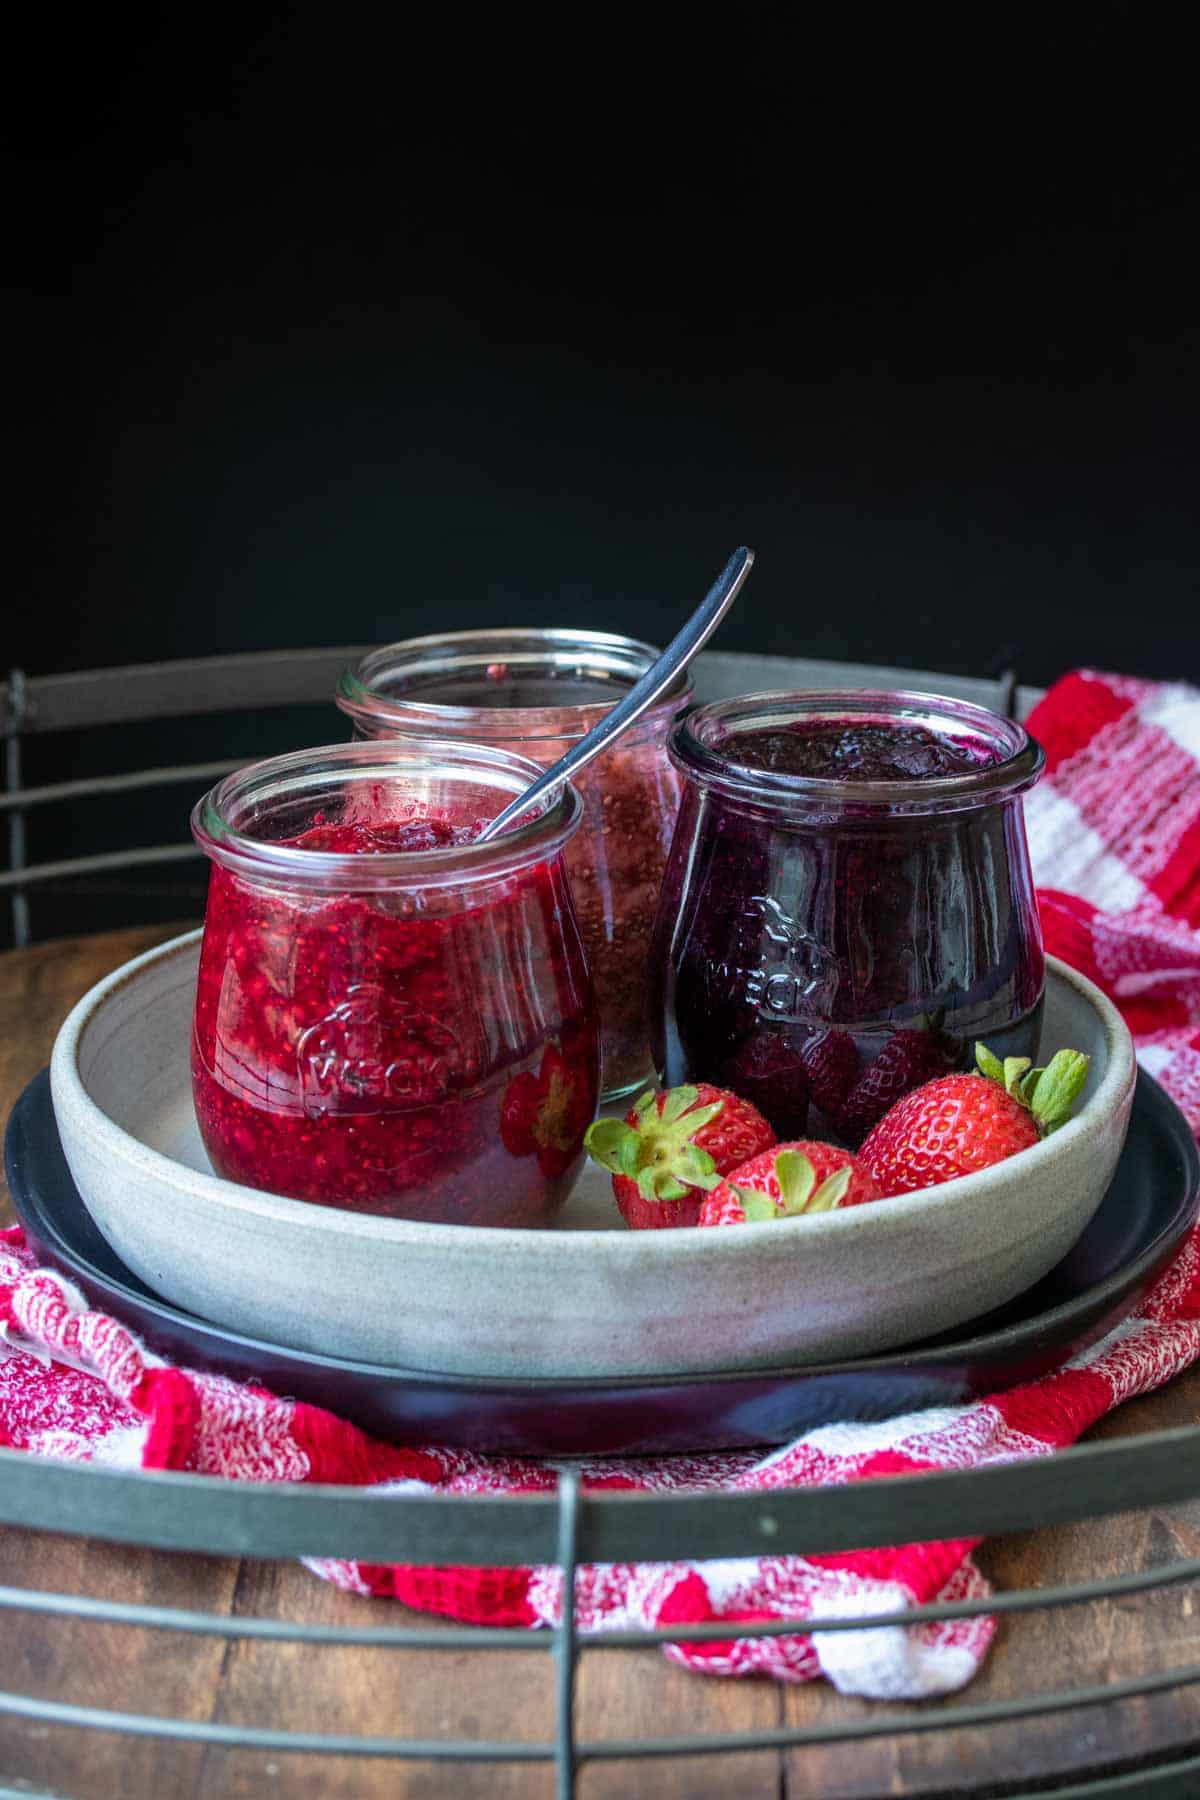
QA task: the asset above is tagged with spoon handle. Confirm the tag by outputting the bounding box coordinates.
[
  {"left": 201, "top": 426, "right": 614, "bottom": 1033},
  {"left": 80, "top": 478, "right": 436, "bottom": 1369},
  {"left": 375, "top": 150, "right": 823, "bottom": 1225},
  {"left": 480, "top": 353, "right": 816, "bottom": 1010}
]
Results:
[{"left": 476, "top": 546, "right": 755, "bottom": 843}]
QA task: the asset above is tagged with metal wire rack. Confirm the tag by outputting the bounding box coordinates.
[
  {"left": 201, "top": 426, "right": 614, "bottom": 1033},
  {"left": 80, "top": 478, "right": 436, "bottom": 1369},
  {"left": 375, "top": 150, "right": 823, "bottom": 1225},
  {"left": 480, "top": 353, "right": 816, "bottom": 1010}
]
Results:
[
  {"left": 2, "top": 648, "right": 1197, "bottom": 1794},
  {"left": 2, "top": 1431, "right": 1200, "bottom": 1794},
  {"left": 1, "top": 647, "right": 1021, "bottom": 949}
]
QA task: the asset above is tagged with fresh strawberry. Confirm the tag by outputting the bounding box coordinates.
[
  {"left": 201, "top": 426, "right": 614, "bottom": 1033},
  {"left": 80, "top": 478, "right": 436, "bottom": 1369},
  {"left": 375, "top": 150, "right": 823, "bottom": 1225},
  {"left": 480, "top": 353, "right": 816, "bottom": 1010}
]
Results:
[
  {"left": 860, "top": 1042, "right": 1090, "bottom": 1197},
  {"left": 499, "top": 1046, "right": 593, "bottom": 1179},
  {"left": 835, "top": 1020, "right": 955, "bottom": 1144},
  {"left": 722, "top": 1033, "right": 811, "bottom": 1137},
  {"left": 798, "top": 1028, "right": 860, "bottom": 1120},
  {"left": 699, "top": 1140, "right": 879, "bottom": 1226},
  {"left": 584, "top": 1083, "right": 776, "bottom": 1229}
]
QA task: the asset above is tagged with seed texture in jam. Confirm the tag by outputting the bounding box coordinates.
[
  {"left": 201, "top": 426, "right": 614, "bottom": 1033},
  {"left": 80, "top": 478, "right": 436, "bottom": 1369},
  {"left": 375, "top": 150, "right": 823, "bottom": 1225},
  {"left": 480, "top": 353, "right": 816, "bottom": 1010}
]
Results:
[{"left": 192, "top": 813, "right": 599, "bottom": 1224}]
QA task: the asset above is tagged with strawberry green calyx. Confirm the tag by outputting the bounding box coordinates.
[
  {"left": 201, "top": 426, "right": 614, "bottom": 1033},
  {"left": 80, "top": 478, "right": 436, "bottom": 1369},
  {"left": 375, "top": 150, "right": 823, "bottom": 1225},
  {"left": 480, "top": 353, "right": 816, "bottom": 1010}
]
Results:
[
  {"left": 974, "top": 1042, "right": 1090, "bottom": 1135},
  {"left": 974, "top": 1044, "right": 1032, "bottom": 1097},
  {"left": 583, "top": 1085, "right": 726, "bottom": 1204},
  {"left": 731, "top": 1150, "right": 853, "bottom": 1223},
  {"left": 1020, "top": 1049, "right": 1091, "bottom": 1133}
]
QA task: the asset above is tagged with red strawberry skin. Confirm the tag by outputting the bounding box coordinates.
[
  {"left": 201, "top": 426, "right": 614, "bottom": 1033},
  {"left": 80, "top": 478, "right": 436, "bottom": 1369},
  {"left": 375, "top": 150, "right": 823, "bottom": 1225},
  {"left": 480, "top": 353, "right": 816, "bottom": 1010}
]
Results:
[
  {"left": 613, "top": 1084, "right": 776, "bottom": 1229},
  {"left": 699, "top": 1139, "right": 879, "bottom": 1226},
  {"left": 860, "top": 1073, "right": 1039, "bottom": 1197},
  {"left": 799, "top": 1029, "right": 860, "bottom": 1122},
  {"left": 835, "top": 1028, "right": 953, "bottom": 1144},
  {"left": 499, "top": 1047, "right": 593, "bottom": 1178},
  {"left": 721, "top": 1032, "right": 811, "bottom": 1138},
  {"left": 723, "top": 1027, "right": 860, "bottom": 1140}
]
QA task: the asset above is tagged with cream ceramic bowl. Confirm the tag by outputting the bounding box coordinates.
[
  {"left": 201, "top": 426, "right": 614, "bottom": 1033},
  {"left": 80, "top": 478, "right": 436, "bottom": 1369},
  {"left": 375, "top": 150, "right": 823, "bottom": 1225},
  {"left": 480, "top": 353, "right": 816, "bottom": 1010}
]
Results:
[{"left": 49, "top": 936, "right": 1136, "bottom": 1379}]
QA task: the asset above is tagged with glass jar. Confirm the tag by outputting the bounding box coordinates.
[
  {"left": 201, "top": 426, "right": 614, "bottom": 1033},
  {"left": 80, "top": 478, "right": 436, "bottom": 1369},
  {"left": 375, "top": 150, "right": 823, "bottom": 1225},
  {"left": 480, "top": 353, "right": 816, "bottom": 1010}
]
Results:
[
  {"left": 337, "top": 629, "right": 691, "bottom": 1100},
  {"left": 190, "top": 739, "right": 598, "bottom": 1225},
  {"left": 651, "top": 690, "right": 1046, "bottom": 1145}
]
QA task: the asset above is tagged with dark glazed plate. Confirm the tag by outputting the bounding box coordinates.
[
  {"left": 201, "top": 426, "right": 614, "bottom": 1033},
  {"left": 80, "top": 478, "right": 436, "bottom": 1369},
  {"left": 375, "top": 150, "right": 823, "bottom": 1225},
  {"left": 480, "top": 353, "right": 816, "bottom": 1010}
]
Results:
[{"left": 5, "top": 1067, "right": 1198, "bottom": 1457}]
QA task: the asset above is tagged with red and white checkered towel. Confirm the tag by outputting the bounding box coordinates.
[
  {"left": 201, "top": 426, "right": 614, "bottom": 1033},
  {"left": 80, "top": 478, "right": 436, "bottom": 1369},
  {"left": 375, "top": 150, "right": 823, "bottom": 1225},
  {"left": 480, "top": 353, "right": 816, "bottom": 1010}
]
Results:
[{"left": 2, "top": 668, "right": 1200, "bottom": 1700}]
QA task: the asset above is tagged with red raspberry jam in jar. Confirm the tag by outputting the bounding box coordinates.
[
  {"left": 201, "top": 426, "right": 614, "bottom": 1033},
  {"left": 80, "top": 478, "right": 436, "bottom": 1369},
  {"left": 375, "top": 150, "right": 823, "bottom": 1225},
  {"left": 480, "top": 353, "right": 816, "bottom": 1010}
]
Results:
[
  {"left": 338, "top": 629, "right": 691, "bottom": 1101},
  {"left": 190, "top": 740, "right": 599, "bottom": 1224},
  {"left": 651, "top": 690, "right": 1046, "bottom": 1145}
]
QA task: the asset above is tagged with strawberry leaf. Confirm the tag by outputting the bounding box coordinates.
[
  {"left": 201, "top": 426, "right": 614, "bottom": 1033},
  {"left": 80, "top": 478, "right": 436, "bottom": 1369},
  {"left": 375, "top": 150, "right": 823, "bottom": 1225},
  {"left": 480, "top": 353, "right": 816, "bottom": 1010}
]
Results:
[
  {"left": 636, "top": 1167, "right": 689, "bottom": 1202},
  {"left": 632, "top": 1089, "right": 658, "bottom": 1121},
  {"left": 807, "top": 1164, "right": 852, "bottom": 1211},
  {"left": 740, "top": 1190, "right": 780, "bottom": 1223},
  {"left": 661, "top": 1101, "right": 724, "bottom": 1141},
  {"left": 1002, "top": 1056, "right": 1033, "bottom": 1099},
  {"left": 584, "top": 1118, "right": 640, "bottom": 1175},
  {"left": 975, "top": 1043, "right": 1006, "bottom": 1084},
  {"left": 774, "top": 1150, "right": 816, "bottom": 1215},
  {"left": 1028, "top": 1049, "right": 1090, "bottom": 1133},
  {"left": 659, "top": 1085, "right": 702, "bottom": 1125},
  {"left": 673, "top": 1144, "right": 722, "bottom": 1190}
]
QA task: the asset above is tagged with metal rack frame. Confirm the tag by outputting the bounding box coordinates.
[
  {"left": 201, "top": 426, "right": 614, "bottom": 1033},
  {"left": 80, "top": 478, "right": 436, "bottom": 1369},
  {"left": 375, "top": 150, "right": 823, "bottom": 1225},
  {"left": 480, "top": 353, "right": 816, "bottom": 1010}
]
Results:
[
  {"left": 2, "top": 648, "right": 1197, "bottom": 1793},
  {"left": 1, "top": 649, "right": 1025, "bottom": 949},
  {"left": 2, "top": 1423, "right": 1200, "bottom": 1794}
]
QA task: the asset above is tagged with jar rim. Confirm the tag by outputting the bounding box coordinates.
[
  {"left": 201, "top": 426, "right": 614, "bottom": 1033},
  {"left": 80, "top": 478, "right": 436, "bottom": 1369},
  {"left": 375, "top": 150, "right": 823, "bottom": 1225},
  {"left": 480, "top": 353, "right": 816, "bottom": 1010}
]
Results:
[
  {"left": 191, "top": 738, "right": 583, "bottom": 890},
  {"left": 337, "top": 626, "right": 692, "bottom": 742},
  {"left": 669, "top": 688, "right": 1045, "bottom": 814}
]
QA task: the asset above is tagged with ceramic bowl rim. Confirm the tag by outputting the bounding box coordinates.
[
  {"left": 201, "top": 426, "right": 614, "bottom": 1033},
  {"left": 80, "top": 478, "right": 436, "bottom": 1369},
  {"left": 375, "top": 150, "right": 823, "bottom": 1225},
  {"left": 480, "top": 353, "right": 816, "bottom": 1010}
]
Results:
[{"left": 50, "top": 932, "right": 1137, "bottom": 1259}]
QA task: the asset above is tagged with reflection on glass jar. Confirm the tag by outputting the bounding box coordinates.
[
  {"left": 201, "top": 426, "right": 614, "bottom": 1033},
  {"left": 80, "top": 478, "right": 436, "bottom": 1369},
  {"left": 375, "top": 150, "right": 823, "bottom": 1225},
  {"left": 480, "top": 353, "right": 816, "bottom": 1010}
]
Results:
[
  {"left": 338, "top": 629, "right": 690, "bottom": 1100},
  {"left": 651, "top": 690, "right": 1046, "bottom": 1145},
  {"left": 190, "top": 740, "right": 598, "bottom": 1224}
]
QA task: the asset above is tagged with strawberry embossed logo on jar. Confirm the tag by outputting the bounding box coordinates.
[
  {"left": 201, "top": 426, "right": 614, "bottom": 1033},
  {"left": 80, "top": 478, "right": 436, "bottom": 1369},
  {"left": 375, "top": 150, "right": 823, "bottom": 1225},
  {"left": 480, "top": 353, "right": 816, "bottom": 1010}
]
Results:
[{"left": 191, "top": 741, "right": 599, "bottom": 1225}]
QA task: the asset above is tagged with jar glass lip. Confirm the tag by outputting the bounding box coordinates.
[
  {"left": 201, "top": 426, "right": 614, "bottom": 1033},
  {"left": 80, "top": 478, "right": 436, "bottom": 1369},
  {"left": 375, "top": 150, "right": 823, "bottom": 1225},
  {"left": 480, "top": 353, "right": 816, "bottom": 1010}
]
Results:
[
  {"left": 670, "top": 688, "right": 1045, "bottom": 813},
  {"left": 191, "top": 738, "right": 582, "bottom": 890},
  {"left": 337, "top": 627, "right": 692, "bottom": 742}
]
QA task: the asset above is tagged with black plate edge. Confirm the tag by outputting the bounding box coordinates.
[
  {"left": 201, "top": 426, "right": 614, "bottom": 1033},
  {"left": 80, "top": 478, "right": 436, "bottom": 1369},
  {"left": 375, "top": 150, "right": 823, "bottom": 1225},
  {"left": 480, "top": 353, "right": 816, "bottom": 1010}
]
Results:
[
  {"left": 6, "top": 1064, "right": 1198, "bottom": 1392},
  {"left": 4, "top": 1067, "right": 1198, "bottom": 1455}
]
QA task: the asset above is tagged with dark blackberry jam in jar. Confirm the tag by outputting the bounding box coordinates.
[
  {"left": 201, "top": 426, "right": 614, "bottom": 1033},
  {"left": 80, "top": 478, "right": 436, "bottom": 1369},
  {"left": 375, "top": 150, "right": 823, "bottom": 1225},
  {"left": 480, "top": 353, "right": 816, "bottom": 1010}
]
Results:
[
  {"left": 651, "top": 691, "right": 1046, "bottom": 1145},
  {"left": 191, "top": 740, "right": 598, "bottom": 1224}
]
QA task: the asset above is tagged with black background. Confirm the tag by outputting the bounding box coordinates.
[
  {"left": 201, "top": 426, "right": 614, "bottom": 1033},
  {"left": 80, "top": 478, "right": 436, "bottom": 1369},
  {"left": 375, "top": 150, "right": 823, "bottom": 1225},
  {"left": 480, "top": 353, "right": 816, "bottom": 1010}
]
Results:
[
  {"left": 11, "top": 6, "right": 1199, "bottom": 685},
  {"left": 5, "top": 6, "right": 1200, "bottom": 938}
]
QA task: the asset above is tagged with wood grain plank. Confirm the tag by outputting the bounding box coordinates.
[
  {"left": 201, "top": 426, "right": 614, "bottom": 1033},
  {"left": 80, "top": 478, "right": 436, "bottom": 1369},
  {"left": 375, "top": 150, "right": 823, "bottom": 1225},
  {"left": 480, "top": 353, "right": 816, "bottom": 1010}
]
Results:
[
  {"left": 0, "top": 928, "right": 778, "bottom": 1799},
  {"left": 0, "top": 921, "right": 197, "bottom": 1220},
  {"left": 197, "top": 1559, "right": 556, "bottom": 1799},
  {"left": 0, "top": 1525, "right": 239, "bottom": 1800},
  {"left": 779, "top": 1404, "right": 1200, "bottom": 1795},
  {"left": 2, "top": 928, "right": 1198, "bottom": 1797}
]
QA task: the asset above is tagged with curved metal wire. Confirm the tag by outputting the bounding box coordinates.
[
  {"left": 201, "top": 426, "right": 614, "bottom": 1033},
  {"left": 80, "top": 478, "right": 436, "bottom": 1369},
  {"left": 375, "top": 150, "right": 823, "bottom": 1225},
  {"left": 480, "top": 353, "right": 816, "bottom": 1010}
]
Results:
[
  {"left": 1, "top": 648, "right": 1194, "bottom": 1794},
  {"left": 4, "top": 1423, "right": 1200, "bottom": 1565},
  {"left": 0, "top": 1438, "right": 1198, "bottom": 1791}
]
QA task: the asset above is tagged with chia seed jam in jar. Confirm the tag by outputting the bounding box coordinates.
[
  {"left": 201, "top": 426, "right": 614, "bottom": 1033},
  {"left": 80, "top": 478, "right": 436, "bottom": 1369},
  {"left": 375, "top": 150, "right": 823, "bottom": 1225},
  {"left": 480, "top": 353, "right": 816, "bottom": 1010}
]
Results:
[
  {"left": 190, "top": 740, "right": 599, "bottom": 1224},
  {"left": 338, "top": 629, "right": 690, "bottom": 1100},
  {"left": 651, "top": 690, "right": 1046, "bottom": 1145}
]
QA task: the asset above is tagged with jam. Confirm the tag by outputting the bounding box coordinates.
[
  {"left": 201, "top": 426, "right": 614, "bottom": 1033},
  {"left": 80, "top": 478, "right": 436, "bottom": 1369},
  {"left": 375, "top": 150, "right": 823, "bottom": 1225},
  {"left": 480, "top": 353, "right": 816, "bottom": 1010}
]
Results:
[
  {"left": 338, "top": 631, "right": 690, "bottom": 1100},
  {"left": 294, "top": 818, "right": 483, "bottom": 854},
  {"left": 191, "top": 746, "right": 599, "bottom": 1225},
  {"left": 651, "top": 694, "right": 1046, "bottom": 1146},
  {"left": 721, "top": 719, "right": 999, "bottom": 781}
]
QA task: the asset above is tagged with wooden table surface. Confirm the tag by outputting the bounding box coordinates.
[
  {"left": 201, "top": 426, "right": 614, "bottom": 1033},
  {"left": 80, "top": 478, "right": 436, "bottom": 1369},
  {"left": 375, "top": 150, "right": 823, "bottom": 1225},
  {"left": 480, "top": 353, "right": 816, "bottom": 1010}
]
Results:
[{"left": 1, "top": 925, "right": 1198, "bottom": 1799}]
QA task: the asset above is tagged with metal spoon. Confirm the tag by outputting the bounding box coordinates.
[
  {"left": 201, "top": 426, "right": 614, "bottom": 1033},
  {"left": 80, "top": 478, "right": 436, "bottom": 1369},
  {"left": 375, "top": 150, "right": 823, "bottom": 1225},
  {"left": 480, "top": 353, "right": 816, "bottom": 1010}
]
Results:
[{"left": 475, "top": 547, "right": 755, "bottom": 842}]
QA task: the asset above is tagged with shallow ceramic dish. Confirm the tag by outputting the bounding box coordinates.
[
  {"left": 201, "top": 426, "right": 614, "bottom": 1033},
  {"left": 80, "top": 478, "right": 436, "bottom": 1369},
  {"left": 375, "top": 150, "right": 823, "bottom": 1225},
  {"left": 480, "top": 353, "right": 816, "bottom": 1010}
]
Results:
[
  {"left": 49, "top": 935, "right": 1136, "bottom": 1379},
  {"left": 8, "top": 1065, "right": 1196, "bottom": 1454}
]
